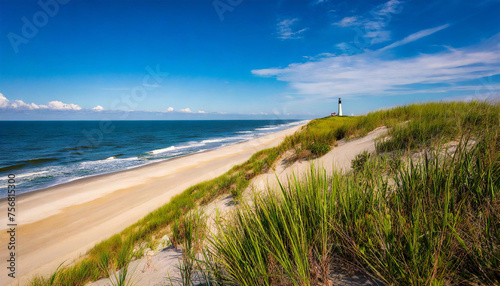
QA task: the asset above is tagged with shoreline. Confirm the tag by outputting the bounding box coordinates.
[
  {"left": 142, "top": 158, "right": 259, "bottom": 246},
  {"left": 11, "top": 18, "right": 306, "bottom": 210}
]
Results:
[
  {"left": 1, "top": 120, "right": 308, "bottom": 201},
  {"left": 0, "top": 140, "right": 245, "bottom": 203},
  {"left": 0, "top": 122, "right": 307, "bottom": 286}
]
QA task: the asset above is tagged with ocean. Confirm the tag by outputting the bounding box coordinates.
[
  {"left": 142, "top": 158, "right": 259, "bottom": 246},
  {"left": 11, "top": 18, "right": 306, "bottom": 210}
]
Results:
[{"left": 0, "top": 120, "right": 304, "bottom": 197}]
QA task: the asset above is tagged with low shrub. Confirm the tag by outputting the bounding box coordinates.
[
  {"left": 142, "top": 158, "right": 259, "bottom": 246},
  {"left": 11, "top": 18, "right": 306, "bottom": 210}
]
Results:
[
  {"left": 351, "top": 150, "right": 371, "bottom": 172},
  {"left": 307, "top": 142, "right": 331, "bottom": 156}
]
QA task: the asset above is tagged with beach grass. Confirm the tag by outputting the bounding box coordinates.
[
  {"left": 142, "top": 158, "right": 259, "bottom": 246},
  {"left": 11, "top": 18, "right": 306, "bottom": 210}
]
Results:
[
  {"left": 173, "top": 208, "right": 207, "bottom": 285},
  {"left": 208, "top": 132, "right": 499, "bottom": 285},
  {"left": 28, "top": 100, "right": 499, "bottom": 285},
  {"left": 282, "top": 100, "right": 499, "bottom": 156}
]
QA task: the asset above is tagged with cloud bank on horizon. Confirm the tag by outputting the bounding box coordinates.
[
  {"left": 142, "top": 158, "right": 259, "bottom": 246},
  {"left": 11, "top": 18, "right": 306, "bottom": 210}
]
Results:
[
  {"left": 0, "top": 0, "right": 499, "bottom": 120},
  {"left": 0, "top": 93, "right": 84, "bottom": 111},
  {"left": 0, "top": 92, "right": 211, "bottom": 115}
]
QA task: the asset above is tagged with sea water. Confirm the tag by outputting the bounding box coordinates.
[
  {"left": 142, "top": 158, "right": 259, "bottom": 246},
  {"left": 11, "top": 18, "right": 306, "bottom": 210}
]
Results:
[{"left": 0, "top": 120, "right": 304, "bottom": 197}]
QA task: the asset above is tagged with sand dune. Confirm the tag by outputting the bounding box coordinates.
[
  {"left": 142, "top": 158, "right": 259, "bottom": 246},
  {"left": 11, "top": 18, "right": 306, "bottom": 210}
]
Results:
[
  {"left": 88, "top": 126, "right": 388, "bottom": 286},
  {"left": 250, "top": 126, "right": 388, "bottom": 193}
]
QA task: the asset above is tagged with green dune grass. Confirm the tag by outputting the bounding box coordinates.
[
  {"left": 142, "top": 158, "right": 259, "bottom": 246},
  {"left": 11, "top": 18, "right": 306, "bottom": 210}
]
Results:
[
  {"left": 208, "top": 134, "right": 499, "bottom": 285},
  {"left": 29, "top": 101, "right": 499, "bottom": 285}
]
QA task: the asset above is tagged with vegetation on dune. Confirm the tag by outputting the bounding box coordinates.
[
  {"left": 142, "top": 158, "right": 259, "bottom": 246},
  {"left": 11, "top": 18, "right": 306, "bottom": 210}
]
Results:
[
  {"left": 28, "top": 101, "right": 499, "bottom": 285},
  {"left": 208, "top": 134, "right": 499, "bottom": 285},
  {"left": 174, "top": 208, "right": 208, "bottom": 285},
  {"left": 284, "top": 101, "right": 499, "bottom": 156}
]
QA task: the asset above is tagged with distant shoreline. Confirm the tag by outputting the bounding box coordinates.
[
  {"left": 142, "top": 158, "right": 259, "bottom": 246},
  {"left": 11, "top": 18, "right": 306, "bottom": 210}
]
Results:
[
  {"left": 0, "top": 129, "right": 275, "bottom": 202},
  {"left": 0, "top": 119, "right": 308, "bottom": 200}
]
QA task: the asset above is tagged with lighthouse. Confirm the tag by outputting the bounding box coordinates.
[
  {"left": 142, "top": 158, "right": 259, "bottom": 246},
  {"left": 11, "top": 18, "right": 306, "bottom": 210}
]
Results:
[{"left": 338, "top": 98, "right": 342, "bottom": 116}]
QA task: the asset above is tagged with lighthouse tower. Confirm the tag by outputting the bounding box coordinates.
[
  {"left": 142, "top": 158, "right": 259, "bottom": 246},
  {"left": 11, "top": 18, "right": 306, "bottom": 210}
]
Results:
[{"left": 338, "top": 98, "right": 343, "bottom": 116}]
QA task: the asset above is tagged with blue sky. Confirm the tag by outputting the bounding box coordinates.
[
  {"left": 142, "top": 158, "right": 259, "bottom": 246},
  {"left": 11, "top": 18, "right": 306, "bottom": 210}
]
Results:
[{"left": 0, "top": 0, "right": 499, "bottom": 120}]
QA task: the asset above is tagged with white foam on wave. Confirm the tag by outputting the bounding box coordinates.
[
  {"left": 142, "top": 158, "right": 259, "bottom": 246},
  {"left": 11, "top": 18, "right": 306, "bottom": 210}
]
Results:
[
  {"left": 255, "top": 126, "right": 279, "bottom": 131},
  {"left": 150, "top": 146, "right": 177, "bottom": 155},
  {"left": 167, "top": 151, "right": 183, "bottom": 157},
  {"left": 200, "top": 138, "right": 226, "bottom": 144},
  {"left": 150, "top": 138, "right": 223, "bottom": 155},
  {"left": 201, "top": 135, "right": 253, "bottom": 144},
  {"left": 8, "top": 120, "right": 308, "bottom": 197},
  {"left": 150, "top": 121, "right": 304, "bottom": 156},
  {"left": 149, "top": 121, "right": 304, "bottom": 157},
  {"left": 81, "top": 156, "right": 138, "bottom": 167},
  {"left": 255, "top": 120, "right": 305, "bottom": 132},
  {"left": 16, "top": 170, "right": 49, "bottom": 179}
]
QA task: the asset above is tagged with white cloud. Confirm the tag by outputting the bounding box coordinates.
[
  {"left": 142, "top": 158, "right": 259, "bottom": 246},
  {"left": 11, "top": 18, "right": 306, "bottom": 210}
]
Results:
[
  {"left": 0, "top": 93, "right": 10, "bottom": 108},
  {"left": 334, "top": 16, "right": 359, "bottom": 27},
  {"left": 252, "top": 33, "right": 500, "bottom": 99},
  {"left": 335, "top": 0, "right": 404, "bottom": 44},
  {"left": 335, "top": 42, "right": 351, "bottom": 51},
  {"left": 0, "top": 94, "right": 43, "bottom": 110},
  {"left": 0, "top": 94, "right": 215, "bottom": 115},
  {"left": 179, "top": 107, "right": 206, "bottom": 114},
  {"left": 0, "top": 94, "right": 84, "bottom": 111},
  {"left": 277, "top": 18, "right": 308, "bottom": 40},
  {"left": 379, "top": 24, "right": 450, "bottom": 51},
  {"left": 252, "top": 67, "right": 285, "bottom": 77},
  {"left": 47, "top": 101, "right": 82, "bottom": 110},
  {"left": 376, "top": 0, "right": 402, "bottom": 16},
  {"left": 365, "top": 0, "right": 404, "bottom": 44},
  {"left": 365, "top": 30, "right": 391, "bottom": 44},
  {"left": 10, "top": 100, "right": 41, "bottom": 110},
  {"left": 92, "top": 105, "right": 104, "bottom": 111}
]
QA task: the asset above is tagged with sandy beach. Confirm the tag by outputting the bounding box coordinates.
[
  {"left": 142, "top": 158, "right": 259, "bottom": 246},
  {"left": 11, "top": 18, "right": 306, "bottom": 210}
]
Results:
[{"left": 0, "top": 123, "right": 306, "bottom": 286}]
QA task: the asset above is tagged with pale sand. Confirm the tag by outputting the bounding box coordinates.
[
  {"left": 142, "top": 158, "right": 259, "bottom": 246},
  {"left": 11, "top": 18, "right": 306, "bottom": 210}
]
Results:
[
  {"left": 89, "top": 126, "right": 388, "bottom": 286},
  {"left": 0, "top": 123, "right": 306, "bottom": 286},
  {"left": 249, "top": 126, "right": 388, "bottom": 193}
]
